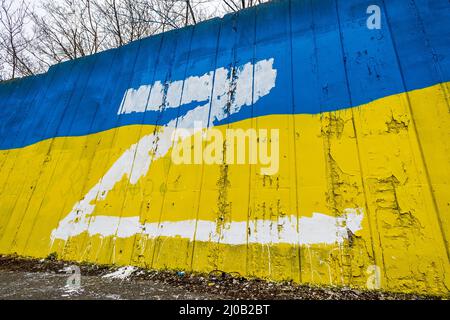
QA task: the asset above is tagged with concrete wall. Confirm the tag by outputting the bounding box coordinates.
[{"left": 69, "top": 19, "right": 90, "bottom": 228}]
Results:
[{"left": 0, "top": 0, "right": 449, "bottom": 295}]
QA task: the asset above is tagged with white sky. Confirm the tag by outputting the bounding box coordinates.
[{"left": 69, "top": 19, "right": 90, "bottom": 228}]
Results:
[
  {"left": 20, "top": 0, "right": 228, "bottom": 17},
  {"left": 197, "top": 0, "right": 228, "bottom": 18}
]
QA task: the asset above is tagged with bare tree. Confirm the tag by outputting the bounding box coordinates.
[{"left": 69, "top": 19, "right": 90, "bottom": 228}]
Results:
[
  {"left": 146, "top": 0, "right": 193, "bottom": 31},
  {"left": 0, "top": 0, "right": 272, "bottom": 81},
  {"left": 222, "top": 0, "right": 267, "bottom": 12},
  {"left": 30, "top": 0, "right": 107, "bottom": 66},
  {"left": 29, "top": 0, "right": 181, "bottom": 67},
  {"left": 144, "top": 0, "right": 218, "bottom": 31},
  {"left": 0, "top": 0, "right": 36, "bottom": 79},
  {"left": 93, "top": 0, "right": 162, "bottom": 47}
]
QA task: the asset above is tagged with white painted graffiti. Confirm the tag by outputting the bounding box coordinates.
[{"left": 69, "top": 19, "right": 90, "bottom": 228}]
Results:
[
  {"left": 51, "top": 58, "right": 277, "bottom": 242},
  {"left": 51, "top": 58, "right": 365, "bottom": 247}
]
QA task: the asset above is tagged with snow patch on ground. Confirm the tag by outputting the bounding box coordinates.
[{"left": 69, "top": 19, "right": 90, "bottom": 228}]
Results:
[{"left": 102, "top": 266, "right": 137, "bottom": 280}]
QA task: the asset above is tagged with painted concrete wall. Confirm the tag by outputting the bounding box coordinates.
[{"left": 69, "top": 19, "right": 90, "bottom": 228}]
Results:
[{"left": 0, "top": 0, "right": 449, "bottom": 295}]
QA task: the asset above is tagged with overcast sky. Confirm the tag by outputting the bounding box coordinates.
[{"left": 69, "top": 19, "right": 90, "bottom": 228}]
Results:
[{"left": 19, "top": 0, "right": 228, "bottom": 17}]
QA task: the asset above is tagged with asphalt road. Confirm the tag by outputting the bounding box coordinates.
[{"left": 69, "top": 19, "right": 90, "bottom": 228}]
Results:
[
  {"left": 0, "top": 269, "right": 219, "bottom": 300},
  {"left": 0, "top": 256, "right": 441, "bottom": 300}
]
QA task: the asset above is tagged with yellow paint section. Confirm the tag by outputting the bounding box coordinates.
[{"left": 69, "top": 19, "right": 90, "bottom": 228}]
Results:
[{"left": 0, "top": 83, "right": 449, "bottom": 295}]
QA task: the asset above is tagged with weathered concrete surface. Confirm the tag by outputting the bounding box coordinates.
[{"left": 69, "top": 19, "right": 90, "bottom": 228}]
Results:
[
  {"left": 0, "top": 0, "right": 449, "bottom": 296},
  {"left": 0, "top": 256, "right": 441, "bottom": 300},
  {"left": 0, "top": 271, "right": 219, "bottom": 300}
]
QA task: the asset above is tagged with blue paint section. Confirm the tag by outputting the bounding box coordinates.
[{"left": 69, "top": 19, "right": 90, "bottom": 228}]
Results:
[
  {"left": 291, "top": 0, "right": 351, "bottom": 114},
  {"left": 382, "top": 0, "right": 450, "bottom": 90},
  {"left": 0, "top": 0, "right": 448, "bottom": 150}
]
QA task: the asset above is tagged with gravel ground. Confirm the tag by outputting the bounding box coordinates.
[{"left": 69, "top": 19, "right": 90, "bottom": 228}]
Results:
[{"left": 0, "top": 254, "right": 443, "bottom": 300}]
